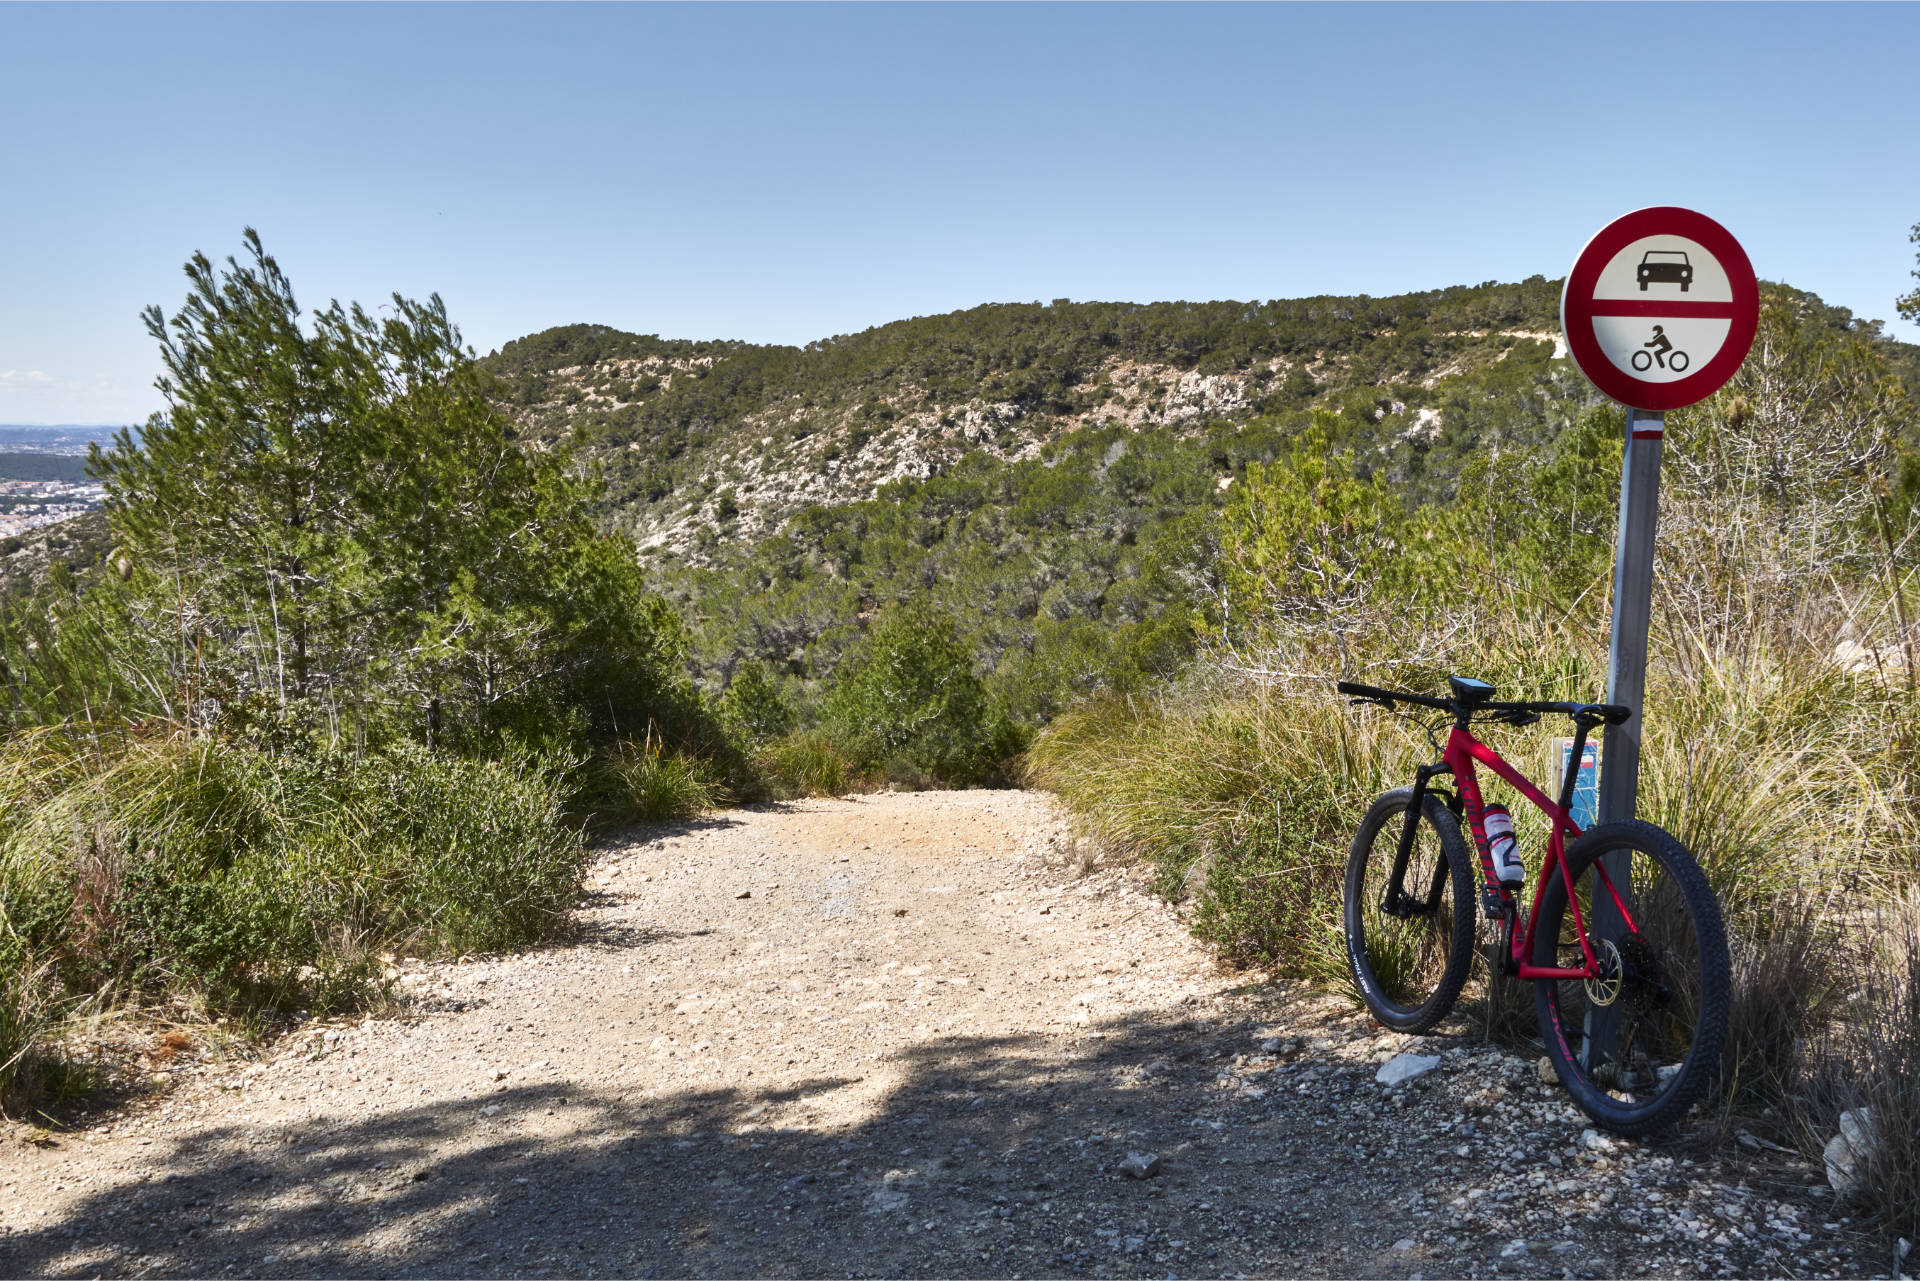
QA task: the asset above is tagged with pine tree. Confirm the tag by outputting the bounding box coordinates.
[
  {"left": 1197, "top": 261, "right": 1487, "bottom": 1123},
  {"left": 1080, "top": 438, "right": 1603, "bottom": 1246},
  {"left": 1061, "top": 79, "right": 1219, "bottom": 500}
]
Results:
[{"left": 88, "top": 231, "right": 665, "bottom": 748}]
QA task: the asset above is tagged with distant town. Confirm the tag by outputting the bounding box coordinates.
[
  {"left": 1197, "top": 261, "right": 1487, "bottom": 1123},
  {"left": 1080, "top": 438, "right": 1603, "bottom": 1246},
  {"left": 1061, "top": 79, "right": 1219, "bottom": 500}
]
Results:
[
  {"left": 0, "top": 426, "right": 120, "bottom": 539},
  {"left": 0, "top": 477, "right": 106, "bottom": 539}
]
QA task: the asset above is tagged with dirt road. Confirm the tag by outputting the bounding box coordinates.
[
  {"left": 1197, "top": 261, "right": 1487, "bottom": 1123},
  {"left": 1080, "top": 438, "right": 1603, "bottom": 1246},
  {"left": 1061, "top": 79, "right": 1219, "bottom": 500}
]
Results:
[{"left": 0, "top": 791, "right": 1876, "bottom": 1278}]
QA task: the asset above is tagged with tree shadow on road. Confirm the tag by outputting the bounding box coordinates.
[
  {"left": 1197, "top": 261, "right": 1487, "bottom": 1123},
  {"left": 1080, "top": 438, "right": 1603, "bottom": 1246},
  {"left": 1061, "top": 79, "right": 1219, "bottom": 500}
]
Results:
[
  {"left": 1, "top": 1001, "right": 1438, "bottom": 1280},
  {"left": 597, "top": 811, "right": 773, "bottom": 848}
]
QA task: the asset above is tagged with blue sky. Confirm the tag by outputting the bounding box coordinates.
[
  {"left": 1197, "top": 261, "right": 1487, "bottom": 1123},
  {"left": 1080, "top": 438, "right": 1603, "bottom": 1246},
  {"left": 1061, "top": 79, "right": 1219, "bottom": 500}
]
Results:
[{"left": 2, "top": 2, "right": 1916, "bottom": 424}]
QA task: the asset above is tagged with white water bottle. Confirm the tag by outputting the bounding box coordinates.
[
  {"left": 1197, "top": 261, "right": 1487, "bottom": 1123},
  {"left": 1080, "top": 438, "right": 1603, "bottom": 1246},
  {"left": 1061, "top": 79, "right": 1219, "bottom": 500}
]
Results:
[{"left": 1485, "top": 804, "right": 1525, "bottom": 885}]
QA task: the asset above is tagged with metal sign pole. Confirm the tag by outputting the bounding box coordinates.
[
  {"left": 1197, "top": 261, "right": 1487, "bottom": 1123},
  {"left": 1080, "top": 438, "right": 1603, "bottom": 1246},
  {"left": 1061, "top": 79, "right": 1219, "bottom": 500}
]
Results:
[{"left": 1586, "top": 405, "right": 1664, "bottom": 1067}]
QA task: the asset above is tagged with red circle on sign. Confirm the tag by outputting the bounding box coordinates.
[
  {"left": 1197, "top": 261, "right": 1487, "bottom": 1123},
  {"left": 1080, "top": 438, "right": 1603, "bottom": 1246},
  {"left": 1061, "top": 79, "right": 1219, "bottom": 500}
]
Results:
[{"left": 1560, "top": 207, "right": 1758, "bottom": 413}]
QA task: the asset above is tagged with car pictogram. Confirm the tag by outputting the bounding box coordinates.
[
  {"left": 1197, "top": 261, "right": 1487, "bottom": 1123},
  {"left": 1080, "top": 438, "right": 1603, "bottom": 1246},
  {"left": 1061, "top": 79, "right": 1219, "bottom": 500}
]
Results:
[{"left": 1637, "top": 250, "right": 1693, "bottom": 292}]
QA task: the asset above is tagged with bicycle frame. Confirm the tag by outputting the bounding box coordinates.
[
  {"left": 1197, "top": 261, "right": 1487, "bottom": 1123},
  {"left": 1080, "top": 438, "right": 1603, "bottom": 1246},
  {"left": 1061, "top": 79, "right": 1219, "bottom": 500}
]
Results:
[{"left": 1436, "top": 724, "right": 1639, "bottom": 982}]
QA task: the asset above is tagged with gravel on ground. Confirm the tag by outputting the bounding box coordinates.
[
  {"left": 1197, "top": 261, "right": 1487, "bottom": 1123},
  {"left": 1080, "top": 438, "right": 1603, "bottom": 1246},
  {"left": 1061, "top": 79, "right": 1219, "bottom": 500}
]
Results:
[{"left": 0, "top": 790, "right": 1883, "bottom": 1278}]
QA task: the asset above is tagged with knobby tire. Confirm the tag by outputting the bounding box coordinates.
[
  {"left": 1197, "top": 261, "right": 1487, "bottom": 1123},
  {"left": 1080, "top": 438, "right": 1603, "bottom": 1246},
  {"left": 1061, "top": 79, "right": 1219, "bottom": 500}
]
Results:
[
  {"left": 1343, "top": 788, "right": 1476, "bottom": 1034},
  {"left": 1532, "top": 820, "right": 1729, "bottom": 1136}
]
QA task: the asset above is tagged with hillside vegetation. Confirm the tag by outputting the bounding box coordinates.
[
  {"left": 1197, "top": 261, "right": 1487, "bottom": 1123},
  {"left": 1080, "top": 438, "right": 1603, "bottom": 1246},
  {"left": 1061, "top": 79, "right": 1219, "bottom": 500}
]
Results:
[
  {"left": 0, "top": 510, "right": 111, "bottom": 601},
  {"left": 0, "top": 235, "right": 735, "bottom": 1114},
  {"left": 483, "top": 281, "right": 1916, "bottom": 799},
  {"left": 482, "top": 280, "right": 1598, "bottom": 556},
  {"left": 0, "top": 454, "right": 92, "bottom": 484}
]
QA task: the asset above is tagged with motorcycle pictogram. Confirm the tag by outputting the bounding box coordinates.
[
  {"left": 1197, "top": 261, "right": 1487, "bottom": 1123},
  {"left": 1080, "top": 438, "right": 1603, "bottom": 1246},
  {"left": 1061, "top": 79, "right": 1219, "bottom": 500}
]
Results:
[{"left": 1630, "top": 324, "right": 1690, "bottom": 373}]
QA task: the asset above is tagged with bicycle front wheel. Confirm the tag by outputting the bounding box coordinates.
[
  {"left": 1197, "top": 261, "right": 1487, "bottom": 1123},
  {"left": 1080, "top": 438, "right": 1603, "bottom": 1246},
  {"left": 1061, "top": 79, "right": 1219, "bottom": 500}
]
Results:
[
  {"left": 1344, "top": 787, "right": 1476, "bottom": 1033},
  {"left": 1532, "top": 820, "right": 1729, "bottom": 1136}
]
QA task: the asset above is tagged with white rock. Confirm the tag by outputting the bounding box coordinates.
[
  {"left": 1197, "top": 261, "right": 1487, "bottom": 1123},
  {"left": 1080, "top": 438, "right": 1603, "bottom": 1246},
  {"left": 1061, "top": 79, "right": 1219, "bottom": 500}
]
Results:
[
  {"left": 1118, "top": 1151, "right": 1162, "bottom": 1179},
  {"left": 1500, "top": 1239, "right": 1530, "bottom": 1258},
  {"left": 1825, "top": 1107, "right": 1877, "bottom": 1194},
  {"left": 1376, "top": 1053, "right": 1441, "bottom": 1086}
]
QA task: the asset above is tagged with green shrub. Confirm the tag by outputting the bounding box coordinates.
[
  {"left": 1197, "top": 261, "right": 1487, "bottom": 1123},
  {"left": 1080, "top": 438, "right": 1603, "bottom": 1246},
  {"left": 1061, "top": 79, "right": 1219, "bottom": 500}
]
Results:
[
  {"left": 822, "top": 604, "right": 1020, "bottom": 785},
  {"left": 1030, "top": 672, "right": 1404, "bottom": 980},
  {"left": 0, "top": 234, "right": 724, "bottom": 784},
  {"left": 340, "top": 743, "right": 587, "bottom": 954},
  {"left": 580, "top": 736, "right": 726, "bottom": 826},
  {"left": 717, "top": 660, "right": 797, "bottom": 743}
]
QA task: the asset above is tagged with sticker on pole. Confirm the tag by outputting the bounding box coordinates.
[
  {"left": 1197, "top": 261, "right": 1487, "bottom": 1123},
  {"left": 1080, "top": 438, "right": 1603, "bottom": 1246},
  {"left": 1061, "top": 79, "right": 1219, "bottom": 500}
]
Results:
[{"left": 1560, "top": 207, "right": 1758, "bottom": 413}]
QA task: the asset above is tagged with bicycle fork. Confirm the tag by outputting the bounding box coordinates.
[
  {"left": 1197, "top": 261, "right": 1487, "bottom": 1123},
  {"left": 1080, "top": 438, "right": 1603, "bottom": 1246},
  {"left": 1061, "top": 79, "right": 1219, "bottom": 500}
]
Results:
[{"left": 1381, "top": 762, "right": 1455, "bottom": 918}]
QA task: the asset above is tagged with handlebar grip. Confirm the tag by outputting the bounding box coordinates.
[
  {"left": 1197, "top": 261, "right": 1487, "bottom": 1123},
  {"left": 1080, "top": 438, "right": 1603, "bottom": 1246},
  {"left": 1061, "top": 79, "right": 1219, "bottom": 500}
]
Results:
[{"left": 1337, "top": 680, "right": 1396, "bottom": 702}]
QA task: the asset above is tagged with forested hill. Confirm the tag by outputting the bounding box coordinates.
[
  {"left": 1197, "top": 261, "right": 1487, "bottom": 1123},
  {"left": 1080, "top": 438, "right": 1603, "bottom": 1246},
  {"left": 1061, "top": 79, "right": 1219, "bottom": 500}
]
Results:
[
  {"left": 479, "top": 278, "right": 1599, "bottom": 557},
  {"left": 483, "top": 281, "right": 1915, "bottom": 564},
  {"left": 478, "top": 280, "right": 1915, "bottom": 722}
]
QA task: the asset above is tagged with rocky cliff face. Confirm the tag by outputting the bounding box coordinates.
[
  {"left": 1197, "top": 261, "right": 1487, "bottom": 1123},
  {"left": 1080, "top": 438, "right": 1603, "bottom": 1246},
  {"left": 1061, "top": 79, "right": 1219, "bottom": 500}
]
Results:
[{"left": 503, "top": 356, "right": 1285, "bottom": 557}]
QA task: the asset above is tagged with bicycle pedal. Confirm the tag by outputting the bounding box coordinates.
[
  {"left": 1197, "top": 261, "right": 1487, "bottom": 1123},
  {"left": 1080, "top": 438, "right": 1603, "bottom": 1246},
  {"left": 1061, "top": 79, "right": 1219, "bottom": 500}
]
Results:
[{"left": 1480, "top": 888, "right": 1509, "bottom": 920}]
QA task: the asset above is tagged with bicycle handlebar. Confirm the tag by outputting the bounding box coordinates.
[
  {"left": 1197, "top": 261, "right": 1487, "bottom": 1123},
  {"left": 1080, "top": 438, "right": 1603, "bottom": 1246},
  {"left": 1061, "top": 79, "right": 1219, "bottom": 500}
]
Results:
[
  {"left": 1337, "top": 680, "right": 1449, "bottom": 709},
  {"left": 1335, "top": 680, "right": 1632, "bottom": 725}
]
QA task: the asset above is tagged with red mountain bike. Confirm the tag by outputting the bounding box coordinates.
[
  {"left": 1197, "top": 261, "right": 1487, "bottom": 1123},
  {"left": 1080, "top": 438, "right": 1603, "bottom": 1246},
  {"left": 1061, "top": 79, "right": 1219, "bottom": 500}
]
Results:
[{"left": 1337, "top": 676, "right": 1729, "bottom": 1136}]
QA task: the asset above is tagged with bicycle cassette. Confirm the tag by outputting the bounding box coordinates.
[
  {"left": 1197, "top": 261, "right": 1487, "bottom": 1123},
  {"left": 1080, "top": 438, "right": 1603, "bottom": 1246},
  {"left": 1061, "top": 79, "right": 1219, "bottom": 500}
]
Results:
[{"left": 1616, "top": 931, "right": 1669, "bottom": 1016}]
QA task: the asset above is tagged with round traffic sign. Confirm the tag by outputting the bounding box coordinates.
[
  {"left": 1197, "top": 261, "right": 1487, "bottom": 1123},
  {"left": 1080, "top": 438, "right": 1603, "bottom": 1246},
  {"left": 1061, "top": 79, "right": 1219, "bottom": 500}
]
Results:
[{"left": 1560, "top": 207, "right": 1758, "bottom": 413}]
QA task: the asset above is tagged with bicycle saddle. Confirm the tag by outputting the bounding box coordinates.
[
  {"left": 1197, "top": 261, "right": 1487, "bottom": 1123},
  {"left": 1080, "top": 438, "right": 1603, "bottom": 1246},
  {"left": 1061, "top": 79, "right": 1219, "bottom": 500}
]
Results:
[{"left": 1448, "top": 675, "right": 1496, "bottom": 705}]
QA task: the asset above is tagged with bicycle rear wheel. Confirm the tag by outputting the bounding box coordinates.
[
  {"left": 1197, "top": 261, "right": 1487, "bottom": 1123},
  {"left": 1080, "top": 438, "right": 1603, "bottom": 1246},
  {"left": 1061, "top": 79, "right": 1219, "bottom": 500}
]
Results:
[
  {"left": 1532, "top": 820, "right": 1729, "bottom": 1136},
  {"left": 1344, "top": 787, "right": 1476, "bottom": 1033}
]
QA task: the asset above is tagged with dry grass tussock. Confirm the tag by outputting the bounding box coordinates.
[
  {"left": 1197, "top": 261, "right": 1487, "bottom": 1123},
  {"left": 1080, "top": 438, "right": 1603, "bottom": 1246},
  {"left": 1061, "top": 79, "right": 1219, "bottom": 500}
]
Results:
[{"left": 0, "top": 726, "right": 589, "bottom": 1116}]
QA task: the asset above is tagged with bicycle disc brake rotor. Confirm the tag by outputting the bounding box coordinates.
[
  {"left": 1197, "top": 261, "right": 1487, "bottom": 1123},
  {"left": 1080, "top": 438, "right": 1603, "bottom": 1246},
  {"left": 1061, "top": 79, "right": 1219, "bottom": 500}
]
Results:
[{"left": 1583, "top": 938, "right": 1623, "bottom": 1007}]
